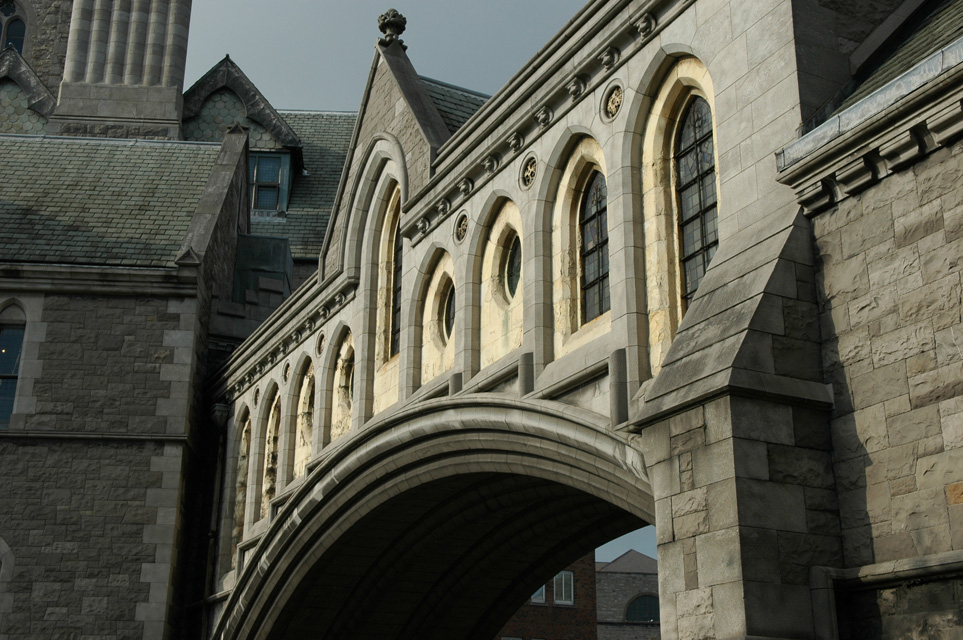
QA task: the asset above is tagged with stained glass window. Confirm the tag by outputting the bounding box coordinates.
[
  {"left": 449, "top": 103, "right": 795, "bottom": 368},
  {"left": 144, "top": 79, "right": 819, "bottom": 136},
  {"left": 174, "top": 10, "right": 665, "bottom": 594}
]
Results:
[
  {"left": 675, "top": 97, "right": 717, "bottom": 310},
  {"left": 580, "top": 171, "right": 609, "bottom": 323}
]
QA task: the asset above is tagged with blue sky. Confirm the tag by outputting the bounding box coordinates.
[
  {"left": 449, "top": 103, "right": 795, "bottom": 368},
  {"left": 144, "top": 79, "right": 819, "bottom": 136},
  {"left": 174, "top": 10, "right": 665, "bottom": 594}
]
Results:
[{"left": 185, "top": 1, "right": 587, "bottom": 111}]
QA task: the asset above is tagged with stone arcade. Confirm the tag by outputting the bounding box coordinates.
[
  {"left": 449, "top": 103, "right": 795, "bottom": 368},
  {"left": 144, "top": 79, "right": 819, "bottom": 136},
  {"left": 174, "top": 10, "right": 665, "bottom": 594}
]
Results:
[{"left": 1, "top": 0, "right": 963, "bottom": 638}]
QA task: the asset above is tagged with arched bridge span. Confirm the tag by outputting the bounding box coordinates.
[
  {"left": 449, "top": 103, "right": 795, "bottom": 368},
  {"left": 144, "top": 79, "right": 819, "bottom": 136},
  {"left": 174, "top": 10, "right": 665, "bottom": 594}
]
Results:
[{"left": 213, "top": 397, "right": 653, "bottom": 640}]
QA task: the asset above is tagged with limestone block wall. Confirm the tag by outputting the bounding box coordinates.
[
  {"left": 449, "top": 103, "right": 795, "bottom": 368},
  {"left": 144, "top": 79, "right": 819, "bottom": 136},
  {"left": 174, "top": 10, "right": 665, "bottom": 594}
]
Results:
[
  {"left": 813, "top": 140, "right": 963, "bottom": 632},
  {"left": 0, "top": 439, "right": 165, "bottom": 639},
  {"left": 0, "top": 291, "right": 203, "bottom": 640}
]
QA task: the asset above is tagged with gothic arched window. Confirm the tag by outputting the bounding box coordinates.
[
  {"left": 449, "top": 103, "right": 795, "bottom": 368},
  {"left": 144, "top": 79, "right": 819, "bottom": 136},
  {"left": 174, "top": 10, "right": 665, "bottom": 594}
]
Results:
[
  {"left": 675, "top": 96, "right": 718, "bottom": 310},
  {"left": 0, "top": 304, "right": 25, "bottom": 428},
  {"left": 580, "top": 171, "right": 609, "bottom": 323},
  {"left": 390, "top": 217, "right": 403, "bottom": 357},
  {"left": 0, "top": 2, "right": 25, "bottom": 54}
]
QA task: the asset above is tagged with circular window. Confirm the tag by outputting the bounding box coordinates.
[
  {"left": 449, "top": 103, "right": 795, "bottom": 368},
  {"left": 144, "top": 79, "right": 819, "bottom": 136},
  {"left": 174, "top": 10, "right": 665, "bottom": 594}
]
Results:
[
  {"left": 504, "top": 235, "right": 521, "bottom": 298},
  {"left": 441, "top": 284, "right": 455, "bottom": 342},
  {"left": 521, "top": 156, "right": 537, "bottom": 189}
]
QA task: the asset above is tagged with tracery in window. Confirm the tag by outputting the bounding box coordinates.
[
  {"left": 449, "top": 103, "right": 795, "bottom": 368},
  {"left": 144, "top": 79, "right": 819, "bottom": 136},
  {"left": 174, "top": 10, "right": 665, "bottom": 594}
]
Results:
[
  {"left": 329, "top": 332, "right": 354, "bottom": 443},
  {"left": 0, "top": 304, "right": 25, "bottom": 429},
  {"left": 291, "top": 361, "right": 314, "bottom": 481},
  {"left": 259, "top": 390, "right": 281, "bottom": 520},
  {"left": 0, "top": 2, "right": 25, "bottom": 54},
  {"left": 580, "top": 171, "right": 609, "bottom": 323},
  {"left": 374, "top": 187, "right": 402, "bottom": 416},
  {"left": 675, "top": 96, "right": 717, "bottom": 310},
  {"left": 231, "top": 410, "right": 251, "bottom": 567}
]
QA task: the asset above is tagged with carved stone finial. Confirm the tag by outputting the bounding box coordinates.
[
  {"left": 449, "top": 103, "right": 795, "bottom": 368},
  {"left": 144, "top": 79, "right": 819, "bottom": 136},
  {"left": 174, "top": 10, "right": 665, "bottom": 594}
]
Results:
[{"left": 378, "top": 9, "right": 407, "bottom": 46}]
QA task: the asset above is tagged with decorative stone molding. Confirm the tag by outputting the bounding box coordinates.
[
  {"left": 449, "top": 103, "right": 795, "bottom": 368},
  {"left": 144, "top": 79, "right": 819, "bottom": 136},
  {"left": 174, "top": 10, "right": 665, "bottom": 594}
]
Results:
[
  {"left": 836, "top": 155, "right": 880, "bottom": 195},
  {"left": 534, "top": 105, "right": 553, "bottom": 128},
  {"left": 457, "top": 178, "right": 473, "bottom": 197},
  {"left": 316, "top": 333, "right": 325, "bottom": 355},
  {"left": 417, "top": 216, "right": 430, "bottom": 234},
  {"left": 635, "top": 13, "right": 656, "bottom": 38},
  {"left": 507, "top": 131, "right": 524, "bottom": 152},
  {"left": 565, "top": 75, "right": 586, "bottom": 101},
  {"left": 435, "top": 198, "right": 452, "bottom": 217},
  {"left": 482, "top": 154, "right": 500, "bottom": 175},
  {"left": 599, "top": 46, "right": 620, "bottom": 71},
  {"left": 334, "top": 292, "right": 346, "bottom": 308},
  {"left": 378, "top": 9, "right": 407, "bottom": 47},
  {"left": 879, "top": 129, "right": 925, "bottom": 172}
]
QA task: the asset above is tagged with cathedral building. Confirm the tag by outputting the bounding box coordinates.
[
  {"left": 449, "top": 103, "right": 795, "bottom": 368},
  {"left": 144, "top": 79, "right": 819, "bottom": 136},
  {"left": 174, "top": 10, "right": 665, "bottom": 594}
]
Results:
[{"left": 1, "top": 0, "right": 963, "bottom": 638}]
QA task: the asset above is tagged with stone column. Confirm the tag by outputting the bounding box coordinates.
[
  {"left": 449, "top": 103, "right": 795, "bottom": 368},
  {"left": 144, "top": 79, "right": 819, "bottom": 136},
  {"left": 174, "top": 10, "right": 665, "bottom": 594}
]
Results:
[{"left": 639, "top": 395, "right": 841, "bottom": 639}]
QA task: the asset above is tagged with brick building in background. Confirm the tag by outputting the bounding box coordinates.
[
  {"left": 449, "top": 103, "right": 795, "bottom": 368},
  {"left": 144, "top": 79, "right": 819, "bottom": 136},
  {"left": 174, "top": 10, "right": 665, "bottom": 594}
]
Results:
[
  {"left": 597, "top": 551, "right": 660, "bottom": 640},
  {"left": 495, "top": 553, "right": 598, "bottom": 640}
]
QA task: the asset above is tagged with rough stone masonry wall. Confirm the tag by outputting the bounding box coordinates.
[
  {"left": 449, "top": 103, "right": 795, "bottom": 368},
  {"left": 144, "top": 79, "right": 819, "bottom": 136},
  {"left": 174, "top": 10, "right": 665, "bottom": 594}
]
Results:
[
  {"left": 0, "top": 439, "right": 163, "bottom": 640},
  {"left": 22, "top": 0, "right": 72, "bottom": 95},
  {"left": 814, "top": 140, "right": 963, "bottom": 632},
  {"left": 1, "top": 292, "right": 199, "bottom": 640}
]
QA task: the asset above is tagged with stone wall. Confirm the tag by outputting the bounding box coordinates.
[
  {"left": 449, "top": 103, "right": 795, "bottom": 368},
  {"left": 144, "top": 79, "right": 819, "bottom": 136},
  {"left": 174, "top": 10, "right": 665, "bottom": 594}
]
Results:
[
  {"left": 1, "top": 291, "right": 203, "bottom": 640},
  {"left": 813, "top": 135, "right": 963, "bottom": 633},
  {"left": 22, "top": 0, "right": 72, "bottom": 95},
  {"left": 0, "top": 439, "right": 162, "bottom": 639}
]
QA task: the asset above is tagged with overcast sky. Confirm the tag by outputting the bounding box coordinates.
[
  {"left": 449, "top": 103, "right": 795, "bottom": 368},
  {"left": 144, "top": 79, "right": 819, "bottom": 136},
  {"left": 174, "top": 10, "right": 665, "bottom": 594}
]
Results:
[
  {"left": 185, "top": 1, "right": 657, "bottom": 563},
  {"left": 184, "top": 0, "right": 588, "bottom": 112}
]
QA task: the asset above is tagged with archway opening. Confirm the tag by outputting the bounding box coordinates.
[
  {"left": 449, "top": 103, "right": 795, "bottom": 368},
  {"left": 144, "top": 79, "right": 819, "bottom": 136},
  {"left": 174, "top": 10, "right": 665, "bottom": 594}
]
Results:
[{"left": 266, "top": 472, "right": 647, "bottom": 640}]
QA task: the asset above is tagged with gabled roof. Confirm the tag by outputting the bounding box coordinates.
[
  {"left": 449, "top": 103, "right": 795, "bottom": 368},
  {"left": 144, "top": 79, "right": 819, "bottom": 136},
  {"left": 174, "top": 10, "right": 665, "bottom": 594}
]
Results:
[
  {"left": 251, "top": 110, "right": 356, "bottom": 259},
  {"left": 420, "top": 77, "right": 489, "bottom": 136},
  {"left": 597, "top": 550, "right": 658, "bottom": 574},
  {"left": 839, "top": 0, "right": 963, "bottom": 110},
  {"left": 0, "top": 47, "right": 55, "bottom": 117},
  {"left": 183, "top": 55, "right": 301, "bottom": 149},
  {"left": 0, "top": 135, "right": 221, "bottom": 268}
]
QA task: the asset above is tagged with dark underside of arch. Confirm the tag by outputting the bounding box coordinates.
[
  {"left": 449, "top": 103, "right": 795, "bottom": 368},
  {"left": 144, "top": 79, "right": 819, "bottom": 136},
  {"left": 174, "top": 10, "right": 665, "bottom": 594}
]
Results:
[{"left": 265, "top": 472, "right": 646, "bottom": 640}]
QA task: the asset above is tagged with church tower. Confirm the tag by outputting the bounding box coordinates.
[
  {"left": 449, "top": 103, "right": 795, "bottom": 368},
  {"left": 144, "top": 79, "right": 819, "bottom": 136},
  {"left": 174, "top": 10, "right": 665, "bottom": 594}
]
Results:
[{"left": 37, "top": 0, "right": 192, "bottom": 138}]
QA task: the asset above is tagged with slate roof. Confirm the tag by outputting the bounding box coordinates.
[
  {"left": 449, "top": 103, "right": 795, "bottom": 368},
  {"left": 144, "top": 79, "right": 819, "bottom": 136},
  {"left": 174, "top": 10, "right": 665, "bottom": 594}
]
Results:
[
  {"left": 420, "top": 77, "right": 489, "bottom": 136},
  {"left": 597, "top": 550, "right": 658, "bottom": 574},
  {"left": 250, "top": 110, "right": 356, "bottom": 260},
  {"left": 0, "top": 135, "right": 220, "bottom": 268},
  {"left": 839, "top": 0, "right": 963, "bottom": 110}
]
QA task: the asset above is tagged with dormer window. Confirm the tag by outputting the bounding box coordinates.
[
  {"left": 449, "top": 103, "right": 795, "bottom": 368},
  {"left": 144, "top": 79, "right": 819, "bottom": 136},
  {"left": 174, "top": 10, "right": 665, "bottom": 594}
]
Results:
[
  {"left": 1, "top": 1, "right": 25, "bottom": 54},
  {"left": 249, "top": 153, "right": 291, "bottom": 215}
]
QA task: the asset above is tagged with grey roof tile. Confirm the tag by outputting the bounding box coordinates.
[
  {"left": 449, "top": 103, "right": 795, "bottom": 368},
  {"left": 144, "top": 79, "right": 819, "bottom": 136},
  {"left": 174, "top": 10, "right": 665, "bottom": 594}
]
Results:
[
  {"left": 419, "top": 77, "right": 489, "bottom": 136},
  {"left": 840, "top": 0, "right": 963, "bottom": 110},
  {"left": 0, "top": 135, "right": 221, "bottom": 268},
  {"left": 251, "top": 110, "right": 356, "bottom": 260}
]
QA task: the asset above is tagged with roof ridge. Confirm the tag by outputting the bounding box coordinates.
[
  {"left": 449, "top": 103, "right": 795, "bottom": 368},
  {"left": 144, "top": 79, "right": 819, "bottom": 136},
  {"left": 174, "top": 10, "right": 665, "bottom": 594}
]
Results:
[
  {"left": 0, "top": 133, "right": 221, "bottom": 147},
  {"left": 418, "top": 75, "right": 490, "bottom": 99}
]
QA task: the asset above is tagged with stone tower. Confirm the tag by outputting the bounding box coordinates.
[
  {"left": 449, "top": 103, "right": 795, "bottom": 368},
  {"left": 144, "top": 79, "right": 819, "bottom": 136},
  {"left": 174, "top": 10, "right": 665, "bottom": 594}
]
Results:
[{"left": 48, "top": 0, "right": 192, "bottom": 138}]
